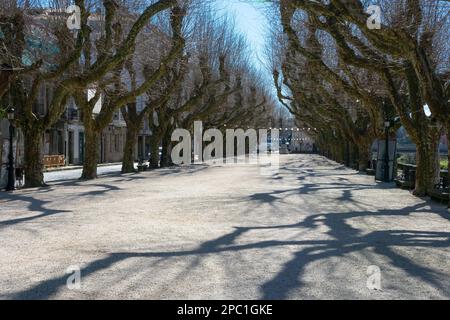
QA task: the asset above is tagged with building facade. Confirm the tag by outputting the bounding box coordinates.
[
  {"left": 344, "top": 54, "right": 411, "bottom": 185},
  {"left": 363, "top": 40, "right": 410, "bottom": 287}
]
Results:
[{"left": 0, "top": 92, "right": 146, "bottom": 188}]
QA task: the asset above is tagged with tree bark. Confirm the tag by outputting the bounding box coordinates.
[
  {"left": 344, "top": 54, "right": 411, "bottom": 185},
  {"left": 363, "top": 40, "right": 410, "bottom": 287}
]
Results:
[
  {"left": 23, "top": 128, "right": 45, "bottom": 188},
  {"left": 337, "top": 139, "right": 346, "bottom": 164},
  {"left": 348, "top": 142, "right": 355, "bottom": 168},
  {"left": 446, "top": 124, "right": 450, "bottom": 208},
  {"left": 160, "top": 127, "right": 172, "bottom": 168},
  {"left": 122, "top": 125, "right": 139, "bottom": 173},
  {"left": 357, "top": 142, "right": 370, "bottom": 172},
  {"left": 414, "top": 134, "right": 440, "bottom": 196},
  {"left": 149, "top": 133, "right": 160, "bottom": 168},
  {"left": 81, "top": 128, "right": 99, "bottom": 180}
]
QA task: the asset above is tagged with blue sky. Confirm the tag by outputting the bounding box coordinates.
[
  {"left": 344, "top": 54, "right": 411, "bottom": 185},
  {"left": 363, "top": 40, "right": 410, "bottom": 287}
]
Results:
[{"left": 214, "top": 0, "right": 271, "bottom": 72}]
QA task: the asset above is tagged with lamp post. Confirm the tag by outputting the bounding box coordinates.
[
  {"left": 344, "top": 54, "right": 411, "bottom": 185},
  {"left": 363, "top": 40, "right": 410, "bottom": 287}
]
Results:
[
  {"left": 6, "top": 107, "right": 15, "bottom": 191},
  {"left": 384, "top": 118, "right": 391, "bottom": 183}
]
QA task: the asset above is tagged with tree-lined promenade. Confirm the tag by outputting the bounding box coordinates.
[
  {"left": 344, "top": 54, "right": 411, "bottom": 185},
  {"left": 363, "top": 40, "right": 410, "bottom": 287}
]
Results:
[
  {"left": 269, "top": 0, "right": 449, "bottom": 206},
  {"left": 0, "top": 0, "right": 275, "bottom": 187},
  {"left": 0, "top": 0, "right": 449, "bottom": 302},
  {"left": 0, "top": 0, "right": 449, "bottom": 209}
]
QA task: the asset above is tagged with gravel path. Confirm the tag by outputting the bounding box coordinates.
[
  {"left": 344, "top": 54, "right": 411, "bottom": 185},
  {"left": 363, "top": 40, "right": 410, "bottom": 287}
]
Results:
[{"left": 0, "top": 154, "right": 449, "bottom": 300}]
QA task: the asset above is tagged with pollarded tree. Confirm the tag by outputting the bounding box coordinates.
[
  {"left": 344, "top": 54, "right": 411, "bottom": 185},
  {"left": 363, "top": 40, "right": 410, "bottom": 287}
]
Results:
[
  {"left": 2, "top": 0, "right": 178, "bottom": 187},
  {"left": 276, "top": 0, "right": 449, "bottom": 200},
  {"left": 270, "top": 9, "right": 383, "bottom": 170},
  {"left": 271, "top": 0, "right": 448, "bottom": 195},
  {"left": 146, "top": 11, "right": 243, "bottom": 168},
  {"left": 120, "top": 55, "right": 188, "bottom": 173},
  {"left": 148, "top": 53, "right": 233, "bottom": 167},
  {"left": 73, "top": 4, "right": 186, "bottom": 179},
  {"left": 208, "top": 68, "right": 270, "bottom": 131}
]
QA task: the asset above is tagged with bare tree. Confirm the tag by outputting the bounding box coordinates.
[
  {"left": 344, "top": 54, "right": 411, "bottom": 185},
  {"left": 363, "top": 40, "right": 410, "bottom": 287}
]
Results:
[
  {"left": 73, "top": 4, "right": 186, "bottom": 179},
  {"left": 268, "top": 0, "right": 449, "bottom": 199},
  {"left": 1, "top": 0, "right": 178, "bottom": 187}
]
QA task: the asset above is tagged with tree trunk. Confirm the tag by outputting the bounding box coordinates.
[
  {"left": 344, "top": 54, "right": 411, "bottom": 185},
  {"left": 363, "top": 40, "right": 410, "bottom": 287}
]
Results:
[
  {"left": 337, "top": 140, "right": 345, "bottom": 164},
  {"left": 122, "top": 125, "right": 139, "bottom": 173},
  {"left": 149, "top": 133, "right": 160, "bottom": 168},
  {"left": 446, "top": 124, "right": 450, "bottom": 209},
  {"left": 81, "top": 128, "right": 99, "bottom": 180},
  {"left": 357, "top": 142, "right": 370, "bottom": 172},
  {"left": 160, "top": 128, "right": 172, "bottom": 168},
  {"left": 23, "top": 128, "right": 45, "bottom": 188},
  {"left": 344, "top": 141, "right": 351, "bottom": 167},
  {"left": 414, "top": 135, "right": 440, "bottom": 196}
]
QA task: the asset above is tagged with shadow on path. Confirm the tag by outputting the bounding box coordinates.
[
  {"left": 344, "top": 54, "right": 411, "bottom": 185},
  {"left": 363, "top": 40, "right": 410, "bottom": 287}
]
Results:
[
  {"left": 0, "top": 193, "right": 72, "bottom": 228},
  {"left": 5, "top": 155, "right": 450, "bottom": 299},
  {"left": 9, "top": 202, "right": 450, "bottom": 299}
]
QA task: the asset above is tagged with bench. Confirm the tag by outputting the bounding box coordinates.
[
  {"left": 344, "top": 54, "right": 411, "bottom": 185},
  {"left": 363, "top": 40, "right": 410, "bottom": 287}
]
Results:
[
  {"left": 43, "top": 155, "right": 65, "bottom": 168},
  {"left": 394, "top": 163, "right": 416, "bottom": 189},
  {"left": 429, "top": 189, "right": 449, "bottom": 202},
  {"left": 430, "top": 170, "right": 449, "bottom": 203},
  {"left": 440, "top": 170, "right": 448, "bottom": 189}
]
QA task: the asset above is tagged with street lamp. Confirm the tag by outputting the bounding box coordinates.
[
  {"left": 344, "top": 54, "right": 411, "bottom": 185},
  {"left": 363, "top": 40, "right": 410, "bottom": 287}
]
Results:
[
  {"left": 6, "top": 107, "right": 15, "bottom": 191},
  {"left": 384, "top": 119, "right": 391, "bottom": 183}
]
